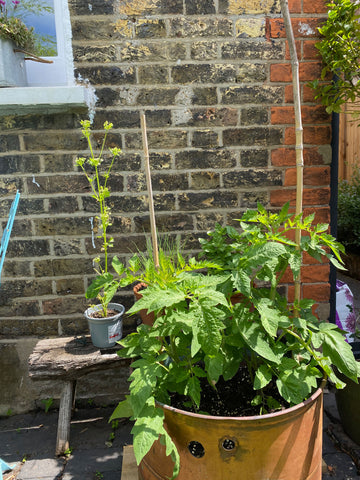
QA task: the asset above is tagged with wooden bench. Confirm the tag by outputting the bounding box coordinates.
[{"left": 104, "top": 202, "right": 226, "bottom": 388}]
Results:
[{"left": 28, "top": 336, "right": 130, "bottom": 456}]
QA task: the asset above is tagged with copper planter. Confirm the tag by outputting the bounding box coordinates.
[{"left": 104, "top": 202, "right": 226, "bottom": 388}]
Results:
[{"left": 139, "top": 385, "right": 324, "bottom": 480}]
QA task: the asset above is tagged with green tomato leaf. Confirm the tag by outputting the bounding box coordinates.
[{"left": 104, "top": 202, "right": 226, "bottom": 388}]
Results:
[
  {"left": 131, "top": 405, "right": 165, "bottom": 465},
  {"left": 255, "top": 298, "right": 280, "bottom": 338},
  {"left": 319, "top": 323, "right": 358, "bottom": 382},
  {"left": 254, "top": 364, "right": 273, "bottom": 390},
  {"left": 239, "top": 317, "right": 282, "bottom": 364},
  {"left": 185, "top": 375, "right": 201, "bottom": 407},
  {"left": 128, "top": 286, "right": 186, "bottom": 314},
  {"left": 205, "top": 353, "right": 224, "bottom": 384},
  {"left": 110, "top": 396, "right": 133, "bottom": 420}
]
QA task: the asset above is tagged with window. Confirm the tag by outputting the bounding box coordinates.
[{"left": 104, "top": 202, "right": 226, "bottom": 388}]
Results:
[
  {"left": 0, "top": 0, "right": 93, "bottom": 115},
  {"left": 25, "top": 0, "right": 73, "bottom": 86}
]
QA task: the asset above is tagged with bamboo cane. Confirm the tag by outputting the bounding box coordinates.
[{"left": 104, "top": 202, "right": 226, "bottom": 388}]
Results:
[
  {"left": 280, "top": 0, "right": 304, "bottom": 308},
  {"left": 140, "top": 113, "right": 159, "bottom": 269}
]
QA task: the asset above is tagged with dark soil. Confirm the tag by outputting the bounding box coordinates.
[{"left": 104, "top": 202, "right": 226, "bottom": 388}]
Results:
[
  {"left": 90, "top": 309, "right": 119, "bottom": 319},
  {"left": 169, "top": 366, "right": 290, "bottom": 417}
]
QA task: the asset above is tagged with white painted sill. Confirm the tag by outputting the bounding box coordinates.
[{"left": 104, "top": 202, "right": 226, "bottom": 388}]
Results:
[{"left": 0, "top": 85, "right": 90, "bottom": 116}]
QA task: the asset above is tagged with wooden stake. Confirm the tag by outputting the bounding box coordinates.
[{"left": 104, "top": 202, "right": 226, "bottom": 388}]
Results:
[
  {"left": 280, "top": 0, "right": 304, "bottom": 308},
  {"left": 140, "top": 113, "right": 159, "bottom": 269}
]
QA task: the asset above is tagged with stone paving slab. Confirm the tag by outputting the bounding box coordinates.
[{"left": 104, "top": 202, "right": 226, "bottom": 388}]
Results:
[{"left": 0, "top": 406, "right": 132, "bottom": 480}]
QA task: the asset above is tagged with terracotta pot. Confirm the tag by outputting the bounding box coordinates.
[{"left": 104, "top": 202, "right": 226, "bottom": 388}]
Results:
[
  {"left": 133, "top": 282, "right": 155, "bottom": 326},
  {"left": 139, "top": 385, "right": 324, "bottom": 480}
]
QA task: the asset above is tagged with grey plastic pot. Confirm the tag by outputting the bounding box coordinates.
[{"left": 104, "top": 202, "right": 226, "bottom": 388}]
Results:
[{"left": 84, "top": 302, "right": 125, "bottom": 349}]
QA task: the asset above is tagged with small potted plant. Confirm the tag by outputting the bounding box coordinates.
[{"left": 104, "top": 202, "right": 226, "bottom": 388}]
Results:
[
  {"left": 0, "top": 0, "right": 53, "bottom": 86},
  {"left": 111, "top": 203, "right": 359, "bottom": 479},
  {"left": 76, "top": 119, "right": 126, "bottom": 349}
]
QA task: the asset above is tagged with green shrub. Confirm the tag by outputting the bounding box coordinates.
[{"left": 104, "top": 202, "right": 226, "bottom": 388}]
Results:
[{"left": 338, "top": 168, "right": 360, "bottom": 253}]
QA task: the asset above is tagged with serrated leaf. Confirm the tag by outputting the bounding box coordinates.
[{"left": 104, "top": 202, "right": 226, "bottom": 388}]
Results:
[
  {"left": 160, "top": 431, "right": 180, "bottom": 480},
  {"left": 256, "top": 299, "right": 280, "bottom": 338},
  {"left": 112, "top": 256, "right": 126, "bottom": 275},
  {"left": 319, "top": 323, "right": 358, "bottom": 382},
  {"left": 185, "top": 375, "right": 201, "bottom": 407},
  {"left": 276, "top": 369, "right": 310, "bottom": 405},
  {"left": 131, "top": 406, "right": 165, "bottom": 465},
  {"left": 205, "top": 353, "right": 224, "bottom": 384},
  {"left": 239, "top": 318, "right": 281, "bottom": 364},
  {"left": 254, "top": 364, "right": 272, "bottom": 390},
  {"left": 128, "top": 287, "right": 186, "bottom": 314},
  {"left": 330, "top": 256, "right": 346, "bottom": 270},
  {"left": 85, "top": 273, "right": 113, "bottom": 298},
  {"left": 195, "top": 302, "right": 225, "bottom": 355},
  {"left": 110, "top": 396, "right": 133, "bottom": 421}
]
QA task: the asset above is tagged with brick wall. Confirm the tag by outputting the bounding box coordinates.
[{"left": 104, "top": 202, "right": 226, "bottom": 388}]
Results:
[{"left": 0, "top": 0, "right": 332, "bottom": 338}]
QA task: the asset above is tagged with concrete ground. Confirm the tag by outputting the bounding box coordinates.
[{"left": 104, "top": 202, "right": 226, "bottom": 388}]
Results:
[
  {"left": 0, "top": 388, "right": 359, "bottom": 479},
  {"left": 0, "top": 406, "right": 133, "bottom": 480}
]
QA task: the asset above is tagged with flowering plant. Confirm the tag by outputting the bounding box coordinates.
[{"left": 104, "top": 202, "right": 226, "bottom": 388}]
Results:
[
  {"left": 0, "top": 0, "right": 35, "bottom": 51},
  {"left": 0, "top": 0, "right": 53, "bottom": 54}
]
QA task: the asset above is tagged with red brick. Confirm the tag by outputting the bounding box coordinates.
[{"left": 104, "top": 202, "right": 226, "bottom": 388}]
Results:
[
  {"left": 268, "top": 18, "right": 286, "bottom": 39},
  {"left": 284, "top": 166, "right": 330, "bottom": 186},
  {"left": 271, "top": 106, "right": 295, "bottom": 124},
  {"left": 303, "top": 187, "right": 330, "bottom": 204},
  {"left": 285, "top": 126, "right": 331, "bottom": 145},
  {"left": 303, "top": 252, "right": 328, "bottom": 266},
  {"left": 270, "top": 187, "right": 330, "bottom": 206},
  {"left": 272, "top": 147, "right": 330, "bottom": 167},
  {"left": 272, "top": 148, "right": 296, "bottom": 166},
  {"left": 303, "top": 84, "right": 320, "bottom": 103},
  {"left": 285, "top": 40, "right": 301, "bottom": 60},
  {"left": 302, "top": 264, "right": 330, "bottom": 283},
  {"left": 270, "top": 63, "right": 292, "bottom": 82},
  {"left": 289, "top": 0, "right": 302, "bottom": 13},
  {"left": 303, "top": 126, "right": 331, "bottom": 144},
  {"left": 268, "top": 18, "right": 323, "bottom": 39},
  {"left": 271, "top": 105, "right": 329, "bottom": 125},
  {"left": 303, "top": 147, "right": 329, "bottom": 166},
  {"left": 303, "top": 0, "right": 328, "bottom": 14},
  {"left": 303, "top": 40, "right": 321, "bottom": 60},
  {"left": 302, "top": 206, "right": 330, "bottom": 224},
  {"left": 288, "top": 282, "right": 331, "bottom": 303},
  {"left": 299, "top": 62, "right": 323, "bottom": 81},
  {"left": 280, "top": 263, "right": 329, "bottom": 284}
]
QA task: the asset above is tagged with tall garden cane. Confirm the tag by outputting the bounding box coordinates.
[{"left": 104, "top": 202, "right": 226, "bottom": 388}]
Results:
[
  {"left": 280, "top": 0, "right": 304, "bottom": 311},
  {"left": 141, "top": 113, "right": 159, "bottom": 269}
]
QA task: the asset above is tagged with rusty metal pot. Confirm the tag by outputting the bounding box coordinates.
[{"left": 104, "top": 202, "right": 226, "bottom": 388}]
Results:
[{"left": 139, "top": 384, "right": 324, "bottom": 480}]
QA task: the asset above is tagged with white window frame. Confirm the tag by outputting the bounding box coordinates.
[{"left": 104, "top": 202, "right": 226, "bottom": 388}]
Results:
[
  {"left": 26, "top": 0, "right": 73, "bottom": 86},
  {"left": 0, "top": 0, "right": 94, "bottom": 115}
]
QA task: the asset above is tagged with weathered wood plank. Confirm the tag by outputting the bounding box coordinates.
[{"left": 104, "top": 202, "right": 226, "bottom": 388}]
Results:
[
  {"left": 56, "top": 380, "right": 76, "bottom": 456},
  {"left": 28, "top": 336, "right": 129, "bottom": 381},
  {"left": 121, "top": 445, "right": 138, "bottom": 480}
]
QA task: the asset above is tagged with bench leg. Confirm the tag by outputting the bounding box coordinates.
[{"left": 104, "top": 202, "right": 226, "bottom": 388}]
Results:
[{"left": 55, "top": 380, "right": 76, "bottom": 456}]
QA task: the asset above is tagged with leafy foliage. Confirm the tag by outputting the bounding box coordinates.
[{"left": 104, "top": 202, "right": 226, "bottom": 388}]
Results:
[
  {"left": 309, "top": 0, "right": 360, "bottom": 114},
  {"left": 0, "top": 0, "right": 54, "bottom": 54},
  {"left": 0, "top": 15, "right": 35, "bottom": 50},
  {"left": 111, "top": 203, "right": 358, "bottom": 478},
  {"left": 76, "top": 120, "right": 122, "bottom": 317},
  {"left": 338, "top": 167, "right": 360, "bottom": 253}
]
